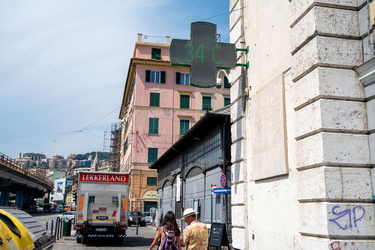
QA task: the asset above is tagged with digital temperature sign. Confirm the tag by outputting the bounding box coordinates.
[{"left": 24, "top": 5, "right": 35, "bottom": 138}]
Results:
[{"left": 170, "top": 22, "right": 236, "bottom": 88}]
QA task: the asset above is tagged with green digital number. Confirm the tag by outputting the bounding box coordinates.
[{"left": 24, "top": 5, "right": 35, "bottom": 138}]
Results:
[
  {"left": 184, "top": 43, "right": 194, "bottom": 63},
  {"left": 185, "top": 43, "right": 220, "bottom": 64},
  {"left": 212, "top": 45, "right": 223, "bottom": 64},
  {"left": 195, "top": 44, "right": 205, "bottom": 63}
]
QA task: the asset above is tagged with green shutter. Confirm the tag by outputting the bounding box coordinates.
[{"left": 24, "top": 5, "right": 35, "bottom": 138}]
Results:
[
  {"left": 180, "top": 119, "right": 189, "bottom": 136},
  {"left": 176, "top": 72, "right": 181, "bottom": 84},
  {"left": 147, "top": 177, "right": 157, "bottom": 185},
  {"left": 146, "top": 70, "right": 151, "bottom": 82},
  {"left": 149, "top": 118, "right": 159, "bottom": 134},
  {"left": 224, "top": 97, "right": 231, "bottom": 106},
  {"left": 148, "top": 148, "right": 158, "bottom": 163},
  {"left": 202, "top": 96, "right": 212, "bottom": 110},
  {"left": 180, "top": 95, "right": 190, "bottom": 109},
  {"left": 150, "top": 93, "right": 160, "bottom": 107},
  {"left": 160, "top": 71, "right": 166, "bottom": 83},
  {"left": 224, "top": 76, "right": 231, "bottom": 88},
  {"left": 152, "top": 48, "right": 161, "bottom": 60}
]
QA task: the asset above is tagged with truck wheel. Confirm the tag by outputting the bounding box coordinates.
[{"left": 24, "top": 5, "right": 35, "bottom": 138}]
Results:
[
  {"left": 82, "top": 237, "right": 87, "bottom": 244},
  {"left": 76, "top": 238, "right": 82, "bottom": 243}
]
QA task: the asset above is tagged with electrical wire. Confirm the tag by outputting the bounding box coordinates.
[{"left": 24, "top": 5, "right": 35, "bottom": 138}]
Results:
[{"left": 0, "top": 107, "right": 121, "bottom": 140}]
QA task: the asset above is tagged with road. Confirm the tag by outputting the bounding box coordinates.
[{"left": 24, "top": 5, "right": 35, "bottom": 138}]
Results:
[{"left": 33, "top": 213, "right": 157, "bottom": 249}]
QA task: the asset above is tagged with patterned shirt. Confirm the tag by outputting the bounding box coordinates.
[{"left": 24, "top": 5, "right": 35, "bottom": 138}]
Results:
[{"left": 183, "top": 220, "right": 208, "bottom": 250}]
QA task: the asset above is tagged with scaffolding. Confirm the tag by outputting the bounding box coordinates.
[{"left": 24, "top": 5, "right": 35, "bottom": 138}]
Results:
[{"left": 110, "top": 123, "right": 122, "bottom": 172}]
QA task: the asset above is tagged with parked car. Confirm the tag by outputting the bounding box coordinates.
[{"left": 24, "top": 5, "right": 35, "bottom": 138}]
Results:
[
  {"left": 0, "top": 207, "right": 55, "bottom": 249},
  {"left": 128, "top": 211, "right": 146, "bottom": 226},
  {"left": 143, "top": 212, "right": 152, "bottom": 224},
  {"left": 57, "top": 211, "right": 76, "bottom": 221}
]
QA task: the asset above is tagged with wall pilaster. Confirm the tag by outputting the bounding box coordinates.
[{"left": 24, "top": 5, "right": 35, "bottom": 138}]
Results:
[{"left": 290, "top": 0, "right": 375, "bottom": 248}]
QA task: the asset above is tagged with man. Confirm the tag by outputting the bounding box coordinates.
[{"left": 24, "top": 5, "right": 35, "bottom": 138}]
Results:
[{"left": 181, "top": 208, "right": 208, "bottom": 250}]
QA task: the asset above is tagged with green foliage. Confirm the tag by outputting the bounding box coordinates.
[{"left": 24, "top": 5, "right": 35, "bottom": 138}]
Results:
[{"left": 72, "top": 152, "right": 110, "bottom": 161}]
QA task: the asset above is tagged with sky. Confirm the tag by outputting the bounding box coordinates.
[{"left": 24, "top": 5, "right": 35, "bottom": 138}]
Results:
[{"left": 0, "top": 0, "right": 230, "bottom": 159}]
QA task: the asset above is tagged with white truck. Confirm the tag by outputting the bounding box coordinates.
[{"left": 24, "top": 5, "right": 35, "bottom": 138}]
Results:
[{"left": 75, "top": 171, "right": 129, "bottom": 243}]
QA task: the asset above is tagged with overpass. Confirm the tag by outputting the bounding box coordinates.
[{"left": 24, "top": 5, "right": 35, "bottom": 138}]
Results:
[{"left": 0, "top": 152, "right": 54, "bottom": 211}]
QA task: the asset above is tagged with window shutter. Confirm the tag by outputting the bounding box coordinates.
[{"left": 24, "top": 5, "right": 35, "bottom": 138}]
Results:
[
  {"left": 146, "top": 70, "right": 151, "bottom": 82},
  {"left": 161, "top": 71, "right": 166, "bottom": 83},
  {"left": 150, "top": 93, "right": 160, "bottom": 107},
  {"left": 224, "top": 76, "right": 231, "bottom": 88},
  {"left": 203, "top": 96, "right": 212, "bottom": 110},
  {"left": 149, "top": 118, "right": 159, "bottom": 134},
  {"left": 148, "top": 148, "right": 158, "bottom": 163},
  {"left": 176, "top": 72, "right": 181, "bottom": 84},
  {"left": 152, "top": 48, "right": 161, "bottom": 60},
  {"left": 180, "top": 95, "right": 190, "bottom": 109}
]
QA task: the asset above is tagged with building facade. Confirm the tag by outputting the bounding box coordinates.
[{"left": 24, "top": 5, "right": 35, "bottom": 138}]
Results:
[
  {"left": 119, "top": 34, "right": 231, "bottom": 213},
  {"left": 150, "top": 107, "right": 232, "bottom": 235},
  {"left": 230, "top": 0, "right": 375, "bottom": 249}
]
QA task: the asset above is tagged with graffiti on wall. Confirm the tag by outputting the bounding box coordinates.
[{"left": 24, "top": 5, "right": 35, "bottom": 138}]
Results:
[
  {"left": 328, "top": 205, "right": 365, "bottom": 230},
  {"left": 329, "top": 241, "right": 355, "bottom": 250}
]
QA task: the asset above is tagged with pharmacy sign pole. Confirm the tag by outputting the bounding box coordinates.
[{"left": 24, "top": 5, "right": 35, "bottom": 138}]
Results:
[{"left": 170, "top": 22, "right": 237, "bottom": 88}]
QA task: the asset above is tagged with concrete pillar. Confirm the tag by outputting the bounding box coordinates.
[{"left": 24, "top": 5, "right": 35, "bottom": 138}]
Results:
[
  {"left": 0, "top": 186, "right": 10, "bottom": 206},
  {"left": 16, "top": 189, "right": 24, "bottom": 209}
]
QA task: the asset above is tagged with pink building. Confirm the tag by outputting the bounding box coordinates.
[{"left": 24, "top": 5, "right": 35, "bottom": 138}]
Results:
[{"left": 119, "top": 33, "right": 230, "bottom": 212}]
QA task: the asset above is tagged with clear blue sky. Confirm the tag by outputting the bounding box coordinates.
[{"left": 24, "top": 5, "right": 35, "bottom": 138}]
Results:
[{"left": 0, "top": 0, "right": 230, "bottom": 159}]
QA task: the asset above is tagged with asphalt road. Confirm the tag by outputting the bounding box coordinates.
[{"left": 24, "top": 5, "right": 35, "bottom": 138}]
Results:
[
  {"left": 52, "top": 224, "right": 157, "bottom": 250},
  {"left": 31, "top": 213, "right": 157, "bottom": 249}
]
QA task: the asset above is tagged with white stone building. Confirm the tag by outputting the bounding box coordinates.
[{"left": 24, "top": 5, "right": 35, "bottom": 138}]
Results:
[{"left": 229, "top": 0, "right": 375, "bottom": 249}]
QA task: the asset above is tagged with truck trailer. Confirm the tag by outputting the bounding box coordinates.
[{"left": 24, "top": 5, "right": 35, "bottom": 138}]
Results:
[{"left": 75, "top": 171, "right": 129, "bottom": 243}]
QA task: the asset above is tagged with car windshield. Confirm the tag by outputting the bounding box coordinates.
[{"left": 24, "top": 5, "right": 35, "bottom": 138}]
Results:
[
  {"left": 64, "top": 212, "right": 75, "bottom": 215},
  {"left": 143, "top": 212, "right": 150, "bottom": 216},
  {"left": 130, "top": 211, "right": 143, "bottom": 216}
]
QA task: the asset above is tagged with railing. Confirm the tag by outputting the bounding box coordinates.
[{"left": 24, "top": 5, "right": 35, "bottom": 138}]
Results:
[{"left": 0, "top": 152, "right": 54, "bottom": 188}]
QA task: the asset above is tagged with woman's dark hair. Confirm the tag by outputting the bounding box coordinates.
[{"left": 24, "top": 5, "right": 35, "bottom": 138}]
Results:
[{"left": 160, "top": 211, "right": 181, "bottom": 236}]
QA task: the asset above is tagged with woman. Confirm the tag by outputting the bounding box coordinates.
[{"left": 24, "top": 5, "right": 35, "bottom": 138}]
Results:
[{"left": 149, "top": 211, "right": 182, "bottom": 250}]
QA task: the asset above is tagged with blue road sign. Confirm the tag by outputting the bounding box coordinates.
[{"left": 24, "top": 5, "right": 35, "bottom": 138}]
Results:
[{"left": 213, "top": 187, "right": 231, "bottom": 194}]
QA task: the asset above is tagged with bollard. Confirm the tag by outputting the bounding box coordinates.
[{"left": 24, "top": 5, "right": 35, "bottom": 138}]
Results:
[
  {"left": 55, "top": 219, "right": 59, "bottom": 240},
  {"left": 60, "top": 219, "right": 63, "bottom": 238},
  {"left": 51, "top": 220, "right": 54, "bottom": 236},
  {"left": 136, "top": 220, "right": 139, "bottom": 235},
  {"left": 46, "top": 221, "right": 48, "bottom": 231}
]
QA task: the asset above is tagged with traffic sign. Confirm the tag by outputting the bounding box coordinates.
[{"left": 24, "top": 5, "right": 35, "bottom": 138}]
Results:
[
  {"left": 220, "top": 174, "right": 226, "bottom": 188},
  {"left": 213, "top": 187, "right": 231, "bottom": 194}
]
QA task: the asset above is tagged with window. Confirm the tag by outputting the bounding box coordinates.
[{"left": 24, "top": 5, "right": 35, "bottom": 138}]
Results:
[
  {"left": 180, "top": 119, "right": 190, "bottom": 136},
  {"left": 147, "top": 177, "right": 157, "bottom": 185},
  {"left": 123, "top": 138, "right": 128, "bottom": 153},
  {"left": 89, "top": 196, "right": 95, "bottom": 204},
  {"left": 149, "top": 118, "right": 159, "bottom": 135},
  {"left": 176, "top": 72, "right": 190, "bottom": 85},
  {"left": 202, "top": 96, "right": 212, "bottom": 110},
  {"left": 224, "top": 76, "right": 231, "bottom": 88},
  {"left": 224, "top": 97, "right": 231, "bottom": 106},
  {"left": 150, "top": 93, "right": 160, "bottom": 107},
  {"left": 180, "top": 95, "right": 190, "bottom": 109},
  {"left": 148, "top": 148, "right": 158, "bottom": 163},
  {"left": 151, "top": 48, "right": 161, "bottom": 60},
  {"left": 146, "top": 70, "right": 166, "bottom": 83}
]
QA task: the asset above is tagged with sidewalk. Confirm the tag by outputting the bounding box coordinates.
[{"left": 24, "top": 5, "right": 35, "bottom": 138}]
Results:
[{"left": 53, "top": 235, "right": 78, "bottom": 250}]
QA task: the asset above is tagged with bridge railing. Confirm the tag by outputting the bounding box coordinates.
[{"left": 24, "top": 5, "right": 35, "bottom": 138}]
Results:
[{"left": 0, "top": 152, "right": 54, "bottom": 188}]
